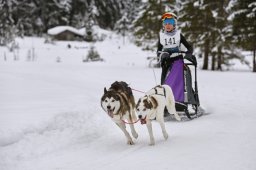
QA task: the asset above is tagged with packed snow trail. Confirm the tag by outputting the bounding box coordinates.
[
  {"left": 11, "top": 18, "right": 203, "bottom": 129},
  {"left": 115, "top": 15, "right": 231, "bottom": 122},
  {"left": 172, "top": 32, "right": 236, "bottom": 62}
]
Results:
[{"left": 1, "top": 36, "right": 256, "bottom": 170}]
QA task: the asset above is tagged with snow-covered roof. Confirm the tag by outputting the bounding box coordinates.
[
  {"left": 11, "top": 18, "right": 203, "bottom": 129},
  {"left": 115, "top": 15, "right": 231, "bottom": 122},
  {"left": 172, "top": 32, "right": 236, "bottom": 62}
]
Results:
[
  {"left": 47, "top": 26, "right": 84, "bottom": 36},
  {"left": 47, "top": 25, "right": 112, "bottom": 40}
]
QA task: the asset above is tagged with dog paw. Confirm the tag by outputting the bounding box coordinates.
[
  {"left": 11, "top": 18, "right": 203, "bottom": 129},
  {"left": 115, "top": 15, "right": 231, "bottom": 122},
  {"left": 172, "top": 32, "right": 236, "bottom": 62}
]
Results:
[
  {"left": 175, "top": 115, "right": 181, "bottom": 121},
  {"left": 127, "top": 140, "right": 135, "bottom": 145}
]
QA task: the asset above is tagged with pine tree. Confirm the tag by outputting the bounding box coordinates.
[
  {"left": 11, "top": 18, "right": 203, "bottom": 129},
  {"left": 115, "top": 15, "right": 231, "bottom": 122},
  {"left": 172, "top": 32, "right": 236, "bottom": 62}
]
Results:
[
  {"left": 231, "top": 0, "right": 256, "bottom": 72},
  {"left": 39, "top": 0, "right": 71, "bottom": 32},
  {"left": 207, "top": 0, "right": 232, "bottom": 71},
  {"left": 114, "top": 0, "right": 142, "bottom": 33},
  {"left": 115, "top": 15, "right": 129, "bottom": 44},
  {"left": 1, "top": 0, "right": 141, "bottom": 37},
  {"left": 180, "top": 0, "right": 215, "bottom": 70},
  {"left": 125, "top": 0, "right": 142, "bottom": 31},
  {"left": 93, "top": 0, "right": 122, "bottom": 29},
  {"left": 180, "top": 0, "right": 236, "bottom": 71},
  {"left": 0, "top": 0, "right": 16, "bottom": 45},
  {"left": 11, "top": 0, "right": 38, "bottom": 36},
  {"left": 10, "top": 0, "right": 72, "bottom": 36}
]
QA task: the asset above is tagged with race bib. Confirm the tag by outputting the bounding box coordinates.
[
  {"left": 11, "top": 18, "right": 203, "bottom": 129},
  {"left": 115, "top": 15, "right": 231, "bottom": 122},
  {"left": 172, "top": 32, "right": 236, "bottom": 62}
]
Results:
[{"left": 159, "top": 30, "right": 181, "bottom": 49}]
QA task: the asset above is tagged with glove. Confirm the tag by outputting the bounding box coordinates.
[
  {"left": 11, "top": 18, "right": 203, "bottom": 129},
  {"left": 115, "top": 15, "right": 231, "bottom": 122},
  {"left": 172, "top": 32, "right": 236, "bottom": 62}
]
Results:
[{"left": 160, "top": 52, "right": 170, "bottom": 64}]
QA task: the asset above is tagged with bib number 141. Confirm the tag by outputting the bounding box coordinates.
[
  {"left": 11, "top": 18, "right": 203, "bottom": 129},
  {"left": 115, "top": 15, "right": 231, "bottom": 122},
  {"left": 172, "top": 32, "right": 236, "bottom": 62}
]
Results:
[{"left": 165, "top": 37, "right": 176, "bottom": 45}]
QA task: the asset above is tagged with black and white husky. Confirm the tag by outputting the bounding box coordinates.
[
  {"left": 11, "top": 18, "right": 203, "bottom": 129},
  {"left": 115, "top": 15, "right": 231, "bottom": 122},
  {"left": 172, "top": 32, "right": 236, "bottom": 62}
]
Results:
[
  {"left": 136, "top": 85, "right": 181, "bottom": 145},
  {"left": 101, "top": 81, "right": 138, "bottom": 145}
]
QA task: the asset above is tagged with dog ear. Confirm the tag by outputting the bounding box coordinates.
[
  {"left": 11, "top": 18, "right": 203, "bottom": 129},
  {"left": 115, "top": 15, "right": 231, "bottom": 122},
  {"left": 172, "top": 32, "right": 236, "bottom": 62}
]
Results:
[
  {"left": 146, "top": 95, "right": 150, "bottom": 102},
  {"left": 148, "top": 101, "right": 153, "bottom": 109},
  {"left": 136, "top": 99, "right": 141, "bottom": 108},
  {"left": 104, "top": 87, "right": 107, "bottom": 93},
  {"left": 149, "top": 96, "right": 157, "bottom": 108},
  {"left": 146, "top": 95, "right": 153, "bottom": 109}
]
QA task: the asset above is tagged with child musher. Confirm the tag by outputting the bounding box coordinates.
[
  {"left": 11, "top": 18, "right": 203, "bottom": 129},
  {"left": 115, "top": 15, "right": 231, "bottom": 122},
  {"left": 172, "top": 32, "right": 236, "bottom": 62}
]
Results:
[{"left": 157, "top": 12, "right": 193, "bottom": 116}]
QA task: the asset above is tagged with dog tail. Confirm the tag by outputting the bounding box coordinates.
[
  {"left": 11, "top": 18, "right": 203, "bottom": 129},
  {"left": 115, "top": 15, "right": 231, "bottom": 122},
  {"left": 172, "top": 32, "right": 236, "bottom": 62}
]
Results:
[
  {"left": 164, "top": 85, "right": 181, "bottom": 121},
  {"left": 163, "top": 85, "right": 176, "bottom": 114}
]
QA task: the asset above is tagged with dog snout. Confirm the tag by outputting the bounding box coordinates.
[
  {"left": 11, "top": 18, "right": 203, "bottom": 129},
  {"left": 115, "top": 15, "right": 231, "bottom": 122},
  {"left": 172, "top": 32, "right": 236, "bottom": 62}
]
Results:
[
  {"left": 138, "top": 115, "right": 142, "bottom": 119},
  {"left": 107, "top": 105, "right": 111, "bottom": 109}
]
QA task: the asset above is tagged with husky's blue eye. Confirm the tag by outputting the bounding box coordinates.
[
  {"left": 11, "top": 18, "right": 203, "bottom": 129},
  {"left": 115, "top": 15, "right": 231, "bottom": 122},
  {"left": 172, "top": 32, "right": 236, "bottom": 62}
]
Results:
[{"left": 112, "top": 99, "right": 115, "bottom": 102}]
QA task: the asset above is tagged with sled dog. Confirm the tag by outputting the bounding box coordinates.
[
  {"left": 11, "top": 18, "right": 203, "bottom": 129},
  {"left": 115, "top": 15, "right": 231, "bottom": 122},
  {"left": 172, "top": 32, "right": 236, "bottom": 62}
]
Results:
[
  {"left": 101, "top": 81, "right": 138, "bottom": 145},
  {"left": 136, "top": 85, "right": 181, "bottom": 145}
]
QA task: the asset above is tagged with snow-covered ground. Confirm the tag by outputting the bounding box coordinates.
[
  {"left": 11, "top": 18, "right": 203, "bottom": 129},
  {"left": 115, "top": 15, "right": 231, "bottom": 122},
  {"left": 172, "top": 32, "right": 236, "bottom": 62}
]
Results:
[{"left": 0, "top": 33, "right": 256, "bottom": 170}]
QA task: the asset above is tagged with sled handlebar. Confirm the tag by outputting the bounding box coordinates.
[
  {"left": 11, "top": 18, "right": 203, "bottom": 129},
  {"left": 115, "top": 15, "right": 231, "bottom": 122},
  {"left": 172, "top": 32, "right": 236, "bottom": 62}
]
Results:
[
  {"left": 157, "top": 51, "right": 187, "bottom": 55},
  {"left": 157, "top": 51, "right": 197, "bottom": 66}
]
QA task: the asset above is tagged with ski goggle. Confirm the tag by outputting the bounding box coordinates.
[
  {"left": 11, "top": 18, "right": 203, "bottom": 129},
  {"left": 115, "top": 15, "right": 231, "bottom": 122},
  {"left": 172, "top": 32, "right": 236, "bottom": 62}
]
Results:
[
  {"left": 161, "top": 13, "right": 177, "bottom": 21},
  {"left": 163, "top": 18, "right": 175, "bottom": 25}
]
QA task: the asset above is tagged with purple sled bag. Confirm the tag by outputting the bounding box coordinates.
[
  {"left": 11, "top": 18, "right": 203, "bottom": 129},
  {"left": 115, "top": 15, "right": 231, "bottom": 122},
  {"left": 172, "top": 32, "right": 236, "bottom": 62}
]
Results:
[{"left": 164, "top": 59, "right": 184, "bottom": 102}]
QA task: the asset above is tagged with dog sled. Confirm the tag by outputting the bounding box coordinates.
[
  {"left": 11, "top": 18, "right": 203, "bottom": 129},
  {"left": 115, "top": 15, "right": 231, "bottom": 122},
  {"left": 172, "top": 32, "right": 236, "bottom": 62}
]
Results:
[{"left": 160, "top": 52, "right": 205, "bottom": 121}]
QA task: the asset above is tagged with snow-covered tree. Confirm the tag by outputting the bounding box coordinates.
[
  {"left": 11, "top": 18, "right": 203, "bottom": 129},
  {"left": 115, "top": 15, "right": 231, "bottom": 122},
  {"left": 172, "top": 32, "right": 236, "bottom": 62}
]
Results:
[
  {"left": 0, "top": 0, "right": 16, "bottom": 45},
  {"left": 38, "top": 0, "right": 71, "bottom": 32},
  {"left": 10, "top": 0, "right": 71, "bottom": 36},
  {"left": 93, "top": 0, "right": 122, "bottom": 29},
  {"left": 68, "top": 0, "right": 88, "bottom": 27},
  {"left": 114, "top": 16, "right": 129, "bottom": 44},
  {"left": 114, "top": 0, "right": 142, "bottom": 32},
  {"left": 207, "top": 0, "right": 233, "bottom": 71},
  {"left": 1, "top": 0, "right": 141, "bottom": 37},
  {"left": 231, "top": 0, "right": 256, "bottom": 72},
  {"left": 180, "top": 0, "right": 238, "bottom": 71},
  {"left": 179, "top": 0, "right": 213, "bottom": 70}
]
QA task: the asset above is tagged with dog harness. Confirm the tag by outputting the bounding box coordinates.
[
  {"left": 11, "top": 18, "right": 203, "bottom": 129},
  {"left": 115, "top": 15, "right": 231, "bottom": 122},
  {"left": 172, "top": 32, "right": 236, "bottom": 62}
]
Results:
[{"left": 153, "top": 85, "right": 166, "bottom": 97}]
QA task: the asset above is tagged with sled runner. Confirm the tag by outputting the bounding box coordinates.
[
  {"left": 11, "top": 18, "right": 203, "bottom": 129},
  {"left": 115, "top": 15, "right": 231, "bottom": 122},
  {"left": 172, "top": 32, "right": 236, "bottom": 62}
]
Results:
[{"left": 161, "top": 52, "right": 205, "bottom": 120}]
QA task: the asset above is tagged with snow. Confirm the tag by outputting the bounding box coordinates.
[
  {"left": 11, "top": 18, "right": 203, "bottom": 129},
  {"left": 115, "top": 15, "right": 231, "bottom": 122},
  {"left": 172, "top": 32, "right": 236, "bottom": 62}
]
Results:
[
  {"left": 0, "top": 33, "right": 256, "bottom": 170},
  {"left": 47, "top": 26, "right": 83, "bottom": 36}
]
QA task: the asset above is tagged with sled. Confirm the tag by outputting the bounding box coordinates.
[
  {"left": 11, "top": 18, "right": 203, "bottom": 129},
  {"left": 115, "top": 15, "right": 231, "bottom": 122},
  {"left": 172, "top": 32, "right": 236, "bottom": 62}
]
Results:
[{"left": 162, "top": 52, "right": 205, "bottom": 120}]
